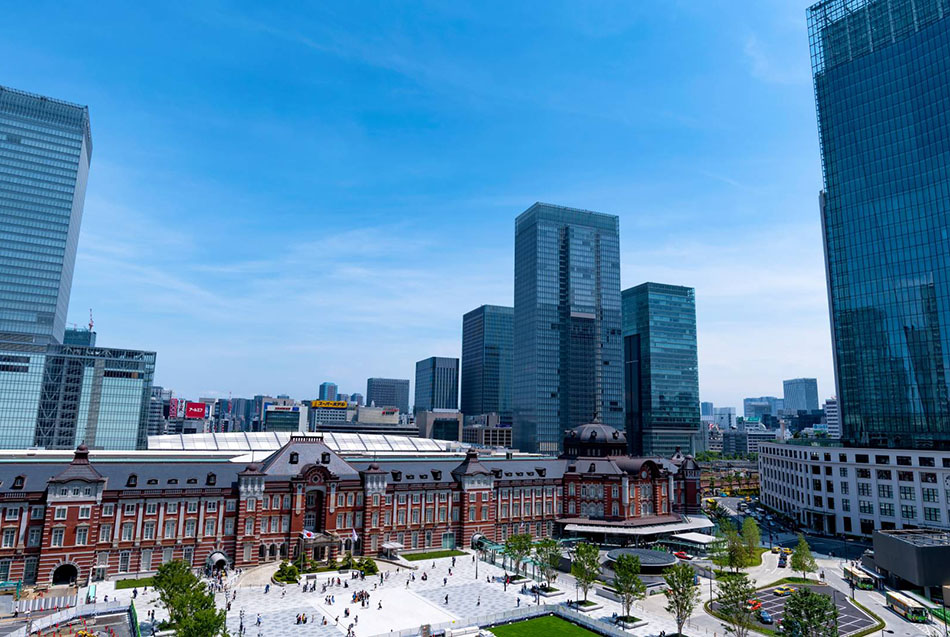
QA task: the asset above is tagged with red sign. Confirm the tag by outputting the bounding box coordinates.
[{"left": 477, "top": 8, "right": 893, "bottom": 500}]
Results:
[
  {"left": 169, "top": 397, "right": 179, "bottom": 419},
  {"left": 185, "top": 402, "right": 207, "bottom": 419}
]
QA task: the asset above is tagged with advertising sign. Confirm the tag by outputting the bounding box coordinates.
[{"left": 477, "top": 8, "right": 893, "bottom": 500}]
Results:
[
  {"left": 311, "top": 400, "right": 348, "bottom": 409},
  {"left": 169, "top": 397, "right": 179, "bottom": 420},
  {"left": 185, "top": 401, "right": 207, "bottom": 419}
]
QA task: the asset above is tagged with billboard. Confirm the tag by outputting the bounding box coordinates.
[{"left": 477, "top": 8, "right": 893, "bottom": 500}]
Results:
[
  {"left": 311, "top": 400, "right": 347, "bottom": 409},
  {"left": 169, "top": 397, "right": 179, "bottom": 420},
  {"left": 185, "top": 402, "right": 207, "bottom": 419}
]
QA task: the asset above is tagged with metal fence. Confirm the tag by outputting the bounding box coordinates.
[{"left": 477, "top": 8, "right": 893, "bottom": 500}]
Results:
[
  {"left": 3, "top": 600, "right": 131, "bottom": 637},
  {"left": 368, "top": 602, "right": 640, "bottom": 637}
]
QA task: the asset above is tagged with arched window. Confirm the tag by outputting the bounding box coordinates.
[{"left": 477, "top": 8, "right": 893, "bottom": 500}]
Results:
[{"left": 206, "top": 473, "right": 216, "bottom": 486}]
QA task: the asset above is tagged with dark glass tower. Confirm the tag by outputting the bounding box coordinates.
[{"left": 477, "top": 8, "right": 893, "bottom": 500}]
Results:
[
  {"left": 414, "top": 357, "right": 459, "bottom": 411},
  {"left": 808, "top": 0, "right": 950, "bottom": 449},
  {"left": 366, "top": 377, "right": 410, "bottom": 414},
  {"left": 0, "top": 86, "right": 92, "bottom": 346},
  {"left": 622, "top": 283, "right": 700, "bottom": 456},
  {"left": 513, "top": 203, "right": 623, "bottom": 454},
  {"left": 461, "top": 305, "right": 513, "bottom": 424}
]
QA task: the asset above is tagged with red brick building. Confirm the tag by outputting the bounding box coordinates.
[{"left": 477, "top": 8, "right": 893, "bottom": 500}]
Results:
[{"left": 0, "top": 424, "right": 701, "bottom": 586}]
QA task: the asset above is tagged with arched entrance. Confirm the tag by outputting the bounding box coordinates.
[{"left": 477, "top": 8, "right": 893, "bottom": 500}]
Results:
[
  {"left": 207, "top": 551, "right": 229, "bottom": 572},
  {"left": 268, "top": 544, "right": 277, "bottom": 560},
  {"left": 52, "top": 564, "right": 78, "bottom": 586}
]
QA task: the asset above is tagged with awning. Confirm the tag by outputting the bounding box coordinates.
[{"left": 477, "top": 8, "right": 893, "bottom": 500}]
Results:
[
  {"left": 670, "top": 532, "right": 719, "bottom": 545},
  {"left": 381, "top": 542, "right": 404, "bottom": 550},
  {"left": 565, "top": 515, "right": 713, "bottom": 537}
]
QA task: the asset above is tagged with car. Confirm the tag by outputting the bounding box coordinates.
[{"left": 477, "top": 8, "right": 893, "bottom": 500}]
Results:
[
  {"left": 772, "top": 585, "right": 796, "bottom": 596},
  {"left": 771, "top": 547, "right": 781, "bottom": 554},
  {"left": 745, "top": 599, "right": 762, "bottom": 612},
  {"left": 673, "top": 551, "right": 694, "bottom": 560},
  {"left": 778, "top": 556, "right": 787, "bottom": 568},
  {"left": 759, "top": 610, "right": 774, "bottom": 624},
  {"left": 782, "top": 547, "right": 793, "bottom": 555}
]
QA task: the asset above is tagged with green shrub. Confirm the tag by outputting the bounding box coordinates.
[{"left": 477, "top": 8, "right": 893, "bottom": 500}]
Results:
[
  {"left": 274, "top": 561, "right": 300, "bottom": 584},
  {"left": 359, "top": 557, "right": 379, "bottom": 575}
]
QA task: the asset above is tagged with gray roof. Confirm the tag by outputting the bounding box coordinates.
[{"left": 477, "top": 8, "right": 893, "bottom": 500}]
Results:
[
  {"left": 0, "top": 459, "right": 243, "bottom": 494},
  {"left": 260, "top": 439, "right": 360, "bottom": 481}
]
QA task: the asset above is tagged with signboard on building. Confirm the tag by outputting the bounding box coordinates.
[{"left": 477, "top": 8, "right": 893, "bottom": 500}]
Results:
[
  {"left": 185, "top": 402, "right": 207, "bottom": 419},
  {"left": 311, "top": 400, "right": 347, "bottom": 409},
  {"left": 169, "top": 397, "right": 179, "bottom": 419}
]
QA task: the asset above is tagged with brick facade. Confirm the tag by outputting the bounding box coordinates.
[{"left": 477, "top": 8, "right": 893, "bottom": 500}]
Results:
[{"left": 0, "top": 427, "right": 701, "bottom": 585}]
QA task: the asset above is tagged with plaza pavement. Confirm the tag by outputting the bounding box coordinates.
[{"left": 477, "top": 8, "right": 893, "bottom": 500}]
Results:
[{"left": 93, "top": 543, "right": 934, "bottom": 637}]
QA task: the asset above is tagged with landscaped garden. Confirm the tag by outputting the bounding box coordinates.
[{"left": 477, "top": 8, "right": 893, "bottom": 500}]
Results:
[
  {"left": 115, "top": 576, "right": 154, "bottom": 590},
  {"left": 489, "top": 616, "right": 600, "bottom": 637}
]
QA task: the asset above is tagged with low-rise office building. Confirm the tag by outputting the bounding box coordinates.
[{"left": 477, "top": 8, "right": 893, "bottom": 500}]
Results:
[{"left": 760, "top": 442, "right": 950, "bottom": 538}]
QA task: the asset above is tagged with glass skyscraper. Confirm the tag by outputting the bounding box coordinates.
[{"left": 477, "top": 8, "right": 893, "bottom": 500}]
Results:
[
  {"left": 0, "top": 86, "right": 92, "bottom": 346},
  {"left": 366, "top": 377, "right": 410, "bottom": 414},
  {"left": 0, "top": 86, "right": 157, "bottom": 450},
  {"left": 782, "top": 378, "right": 819, "bottom": 414},
  {"left": 513, "top": 203, "right": 623, "bottom": 454},
  {"left": 622, "top": 283, "right": 700, "bottom": 456},
  {"left": 809, "top": 0, "right": 950, "bottom": 449},
  {"left": 414, "top": 356, "right": 459, "bottom": 411},
  {"left": 461, "top": 305, "right": 513, "bottom": 424}
]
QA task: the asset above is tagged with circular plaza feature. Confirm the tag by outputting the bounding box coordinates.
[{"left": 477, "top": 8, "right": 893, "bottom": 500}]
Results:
[{"left": 604, "top": 548, "right": 677, "bottom": 574}]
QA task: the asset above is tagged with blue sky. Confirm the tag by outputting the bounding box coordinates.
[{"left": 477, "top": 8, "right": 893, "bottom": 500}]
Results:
[{"left": 2, "top": 1, "right": 832, "bottom": 411}]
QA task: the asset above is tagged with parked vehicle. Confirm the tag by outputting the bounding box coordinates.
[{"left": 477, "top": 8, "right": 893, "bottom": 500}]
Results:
[
  {"left": 772, "top": 585, "right": 796, "bottom": 596},
  {"left": 759, "top": 610, "right": 774, "bottom": 624},
  {"left": 745, "top": 599, "right": 762, "bottom": 612},
  {"left": 673, "top": 551, "right": 694, "bottom": 560}
]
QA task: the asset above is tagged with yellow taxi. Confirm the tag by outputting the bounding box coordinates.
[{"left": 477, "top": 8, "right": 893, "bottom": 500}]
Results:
[
  {"left": 781, "top": 547, "right": 793, "bottom": 555},
  {"left": 771, "top": 547, "right": 781, "bottom": 554},
  {"left": 772, "top": 585, "right": 796, "bottom": 597}
]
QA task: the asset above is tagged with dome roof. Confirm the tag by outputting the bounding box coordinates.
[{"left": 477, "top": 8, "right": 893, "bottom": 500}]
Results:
[{"left": 567, "top": 423, "right": 626, "bottom": 443}]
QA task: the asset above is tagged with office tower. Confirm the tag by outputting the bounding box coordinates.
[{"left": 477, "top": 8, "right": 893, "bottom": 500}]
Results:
[
  {"left": 0, "top": 86, "right": 92, "bottom": 347},
  {"left": 147, "top": 386, "right": 168, "bottom": 436},
  {"left": 809, "top": 0, "right": 950, "bottom": 449},
  {"left": 461, "top": 305, "right": 513, "bottom": 424},
  {"left": 318, "top": 382, "right": 338, "bottom": 401},
  {"left": 743, "top": 396, "right": 784, "bottom": 419},
  {"left": 782, "top": 378, "right": 819, "bottom": 414},
  {"left": 414, "top": 357, "right": 459, "bottom": 411},
  {"left": 823, "top": 397, "right": 840, "bottom": 439},
  {"left": 713, "top": 407, "right": 735, "bottom": 431},
  {"left": 350, "top": 393, "right": 364, "bottom": 406},
  {"left": 11, "top": 329, "right": 156, "bottom": 450},
  {"left": 366, "top": 378, "right": 410, "bottom": 414},
  {"left": 513, "top": 203, "right": 623, "bottom": 454},
  {"left": 622, "top": 283, "right": 700, "bottom": 456},
  {"left": 701, "top": 402, "right": 714, "bottom": 417}
]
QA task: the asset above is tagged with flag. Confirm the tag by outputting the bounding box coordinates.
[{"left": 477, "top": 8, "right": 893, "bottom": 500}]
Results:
[
  {"left": 301, "top": 530, "right": 315, "bottom": 540},
  {"left": 351, "top": 528, "right": 358, "bottom": 543}
]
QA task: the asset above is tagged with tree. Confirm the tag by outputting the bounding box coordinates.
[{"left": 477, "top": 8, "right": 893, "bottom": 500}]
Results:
[
  {"left": 534, "top": 538, "right": 562, "bottom": 590},
  {"left": 790, "top": 533, "right": 817, "bottom": 581},
  {"left": 504, "top": 533, "right": 533, "bottom": 576},
  {"left": 612, "top": 554, "right": 646, "bottom": 622},
  {"left": 782, "top": 587, "right": 838, "bottom": 637},
  {"left": 153, "top": 560, "right": 226, "bottom": 636},
  {"left": 712, "top": 521, "right": 748, "bottom": 573},
  {"left": 706, "top": 501, "right": 730, "bottom": 526},
  {"left": 716, "top": 573, "right": 757, "bottom": 637},
  {"left": 664, "top": 563, "right": 700, "bottom": 636},
  {"left": 571, "top": 542, "right": 601, "bottom": 603},
  {"left": 741, "top": 517, "right": 761, "bottom": 564}
]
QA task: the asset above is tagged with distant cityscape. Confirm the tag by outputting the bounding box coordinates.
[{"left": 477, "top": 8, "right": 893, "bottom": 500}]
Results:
[{"left": 0, "top": 0, "right": 949, "bottom": 611}]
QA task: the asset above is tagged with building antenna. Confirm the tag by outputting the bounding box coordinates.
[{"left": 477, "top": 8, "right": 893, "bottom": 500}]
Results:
[{"left": 88, "top": 308, "right": 94, "bottom": 331}]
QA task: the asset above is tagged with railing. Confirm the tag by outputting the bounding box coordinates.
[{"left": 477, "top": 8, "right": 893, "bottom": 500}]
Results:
[
  {"left": 367, "top": 602, "right": 642, "bottom": 637},
  {"left": 3, "top": 600, "right": 131, "bottom": 637}
]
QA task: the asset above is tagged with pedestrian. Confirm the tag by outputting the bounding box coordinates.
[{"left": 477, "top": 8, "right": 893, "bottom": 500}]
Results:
[
  {"left": 477, "top": 596, "right": 480, "bottom": 606},
  {"left": 445, "top": 594, "right": 449, "bottom": 605},
  {"left": 256, "top": 613, "right": 261, "bottom": 626}
]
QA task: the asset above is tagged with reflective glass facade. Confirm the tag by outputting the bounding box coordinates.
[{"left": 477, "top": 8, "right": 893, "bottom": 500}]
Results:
[
  {"left": 782, "top": 378, "right": 819, "bottom": 413},
  {"left": 461, "top": 305, "right": 513, "bottom": 424},
  {"left": 513, "top": 203, "right": 623, "bottom": 454},
  {"left": 0, "top": 86, "right": 91, "bottom": 346},
  {"left": 622, "top": 283, "right": 700, "bottom": 456},
  {"left": 809, "top": 0, "right": 950, "bottom": 448},
  {"left": 414, "top": 357, "right": 459, "bottom": 411},
  {"left": 366, "top": 377, "right": 410, "bottom": 414},
  {"left": 33, "top": 342, "right": 155, "bottom": 450}
]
